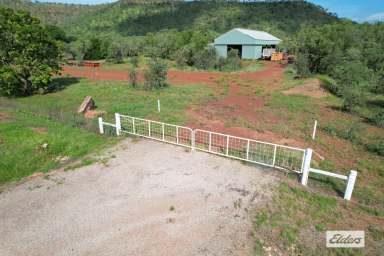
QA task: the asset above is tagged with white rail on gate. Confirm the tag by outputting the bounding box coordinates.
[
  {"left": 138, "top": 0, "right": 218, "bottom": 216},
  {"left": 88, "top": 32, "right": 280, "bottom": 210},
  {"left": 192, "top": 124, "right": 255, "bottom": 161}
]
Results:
[
  {"left": 98, "top": 114, "right": 357, "bottom": 200},
  {"left": 117, "top": 114, "right": 193, "bottom": 148},
  {"left": 193, "top": 129, "right": 305, "bottom": 173}
]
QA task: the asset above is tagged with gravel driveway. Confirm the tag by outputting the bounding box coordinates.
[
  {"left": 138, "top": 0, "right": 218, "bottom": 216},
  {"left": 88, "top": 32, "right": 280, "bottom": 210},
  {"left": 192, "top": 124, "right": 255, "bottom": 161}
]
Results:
[{"left": 0, "top": 138, "right": 277, "bottom": 256}]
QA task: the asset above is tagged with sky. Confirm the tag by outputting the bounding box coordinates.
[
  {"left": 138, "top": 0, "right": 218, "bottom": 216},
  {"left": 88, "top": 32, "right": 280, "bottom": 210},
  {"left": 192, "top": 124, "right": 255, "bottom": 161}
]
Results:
[{"left": 34, "top": 0, "right": 384, "bottom": 22}]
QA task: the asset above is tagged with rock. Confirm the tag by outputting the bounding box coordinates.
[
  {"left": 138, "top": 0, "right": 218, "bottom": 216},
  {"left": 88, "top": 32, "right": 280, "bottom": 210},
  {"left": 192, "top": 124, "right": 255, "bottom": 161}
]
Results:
[{"left": 77, "top": 96, "right": 95, "bottom": 114}]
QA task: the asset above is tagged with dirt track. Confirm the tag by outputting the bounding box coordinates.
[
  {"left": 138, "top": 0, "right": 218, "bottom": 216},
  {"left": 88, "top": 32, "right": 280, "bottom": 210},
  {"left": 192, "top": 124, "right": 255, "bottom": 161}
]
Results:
[{"left": 0, "top": 138, "right": 277, "bottom": 256}]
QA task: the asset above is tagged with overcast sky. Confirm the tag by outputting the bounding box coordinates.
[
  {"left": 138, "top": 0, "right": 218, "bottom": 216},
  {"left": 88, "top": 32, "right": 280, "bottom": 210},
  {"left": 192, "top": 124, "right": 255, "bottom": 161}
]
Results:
[{"left": 34, "top": 0, "right": 384, "bottom": 22}]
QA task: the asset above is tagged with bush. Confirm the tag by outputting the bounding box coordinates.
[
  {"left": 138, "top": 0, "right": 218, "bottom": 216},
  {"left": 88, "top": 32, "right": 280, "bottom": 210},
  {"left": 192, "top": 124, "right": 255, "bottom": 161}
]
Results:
[
  {"left": 129, "top": 68, "right": 137, "bottom": 87},
  {"left": 225, "top": 49, "right": 241, "bottom": 71},
  {"left": 144, "top": 58, "right": 168, "bottom": 90},
  {"left": 366, "top": 139, "right": 384, "bottom": 156},
  {"left": 175, "top": 46, "right": 194, "bottom": 67},
  {"left": 130, "top": 56, "right": 139, "bottom": 68},
  {"left": 341, "top": 88, "right": 366, "bottom": 112},
  {"left": 295, "top": 52, "right": 311, "bottom": 78},
  {"left": 371, "top": 110, "right": 384, "bottom": 127},
  {"left": 193, "top": 46, "right": 217, "bottom": 70},
  {"left": 107, "top": 44, "right": 124, "bottom": 64}
]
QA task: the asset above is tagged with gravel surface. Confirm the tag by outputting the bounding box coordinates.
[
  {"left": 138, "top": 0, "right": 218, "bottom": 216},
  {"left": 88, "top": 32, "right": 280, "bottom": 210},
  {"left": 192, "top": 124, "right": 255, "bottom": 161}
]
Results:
[{"left": 0, "top": 138, "right": 277, "bottom": 256}]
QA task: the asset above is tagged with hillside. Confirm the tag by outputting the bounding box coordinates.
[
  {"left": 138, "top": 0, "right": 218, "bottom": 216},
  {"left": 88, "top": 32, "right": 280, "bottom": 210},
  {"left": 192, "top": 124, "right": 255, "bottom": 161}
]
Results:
[{"left": 0, "top": 0, "right": 338, "bottom": 39}]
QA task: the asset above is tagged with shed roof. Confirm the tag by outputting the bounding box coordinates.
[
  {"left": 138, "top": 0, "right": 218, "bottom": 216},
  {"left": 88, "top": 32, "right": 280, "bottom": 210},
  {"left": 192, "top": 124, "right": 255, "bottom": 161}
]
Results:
[
  {"left": 234, "top": 28, "right": 281, "bottom": 41},
  {"left": 214, "top": 28, "right": 281, "bottom": 45}
]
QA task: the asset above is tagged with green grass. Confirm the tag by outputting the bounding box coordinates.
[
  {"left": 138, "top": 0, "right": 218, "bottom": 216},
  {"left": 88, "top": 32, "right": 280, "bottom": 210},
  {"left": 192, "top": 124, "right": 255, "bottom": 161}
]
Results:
[
  {"left": 0, "top": 77, "right": 213, "bottom": 184},
  {"left": 0, "top": 110, "right": 114, "bottom": 184},
  {"left": 1, "top": 78, "right": 213, "bottom": 124},
  {"left": 253, "top": 182, "right": 344, "bottom": 254},
  {"left": 266, "top": 92, "right": 314, "bottom": 113}
]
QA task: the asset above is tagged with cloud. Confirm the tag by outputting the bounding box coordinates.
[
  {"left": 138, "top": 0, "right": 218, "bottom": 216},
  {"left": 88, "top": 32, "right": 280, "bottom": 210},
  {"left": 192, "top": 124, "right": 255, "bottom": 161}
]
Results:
[{"left": 364, "top": 12, "right": 384, "bottom": 22}]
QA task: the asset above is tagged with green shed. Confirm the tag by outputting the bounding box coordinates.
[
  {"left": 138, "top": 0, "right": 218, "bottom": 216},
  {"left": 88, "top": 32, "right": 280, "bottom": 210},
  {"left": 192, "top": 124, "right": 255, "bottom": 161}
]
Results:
[{"left": 214, "top": 28, "right": 282, "bottom": 59}]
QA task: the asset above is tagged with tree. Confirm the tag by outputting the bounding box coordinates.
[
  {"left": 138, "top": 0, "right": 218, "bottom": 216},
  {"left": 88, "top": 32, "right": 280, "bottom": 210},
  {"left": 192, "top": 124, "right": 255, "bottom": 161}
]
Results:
[
  {"left": 225, "top": 49, "right": 241, "bottom": 71},
  {"left": 144, "top": 58, "right": 168, "bottom": 90},
  {"left": 107, "top": 43, "right": 124, "bottom": 64},
  {"left": 129, "top": 56, "right": 139, "bottom": 87},
  {"left": 193, "top": 46, "right": 218, "bottom": 70},
  {"left": 0, "top": 7, "right": 61, "bottom": 96},
  {"left": 83, "top": 37, "right": 108, "bottom": 60},
  {"left": 295, "top": 52, "right": 311, "bottom": 78}
]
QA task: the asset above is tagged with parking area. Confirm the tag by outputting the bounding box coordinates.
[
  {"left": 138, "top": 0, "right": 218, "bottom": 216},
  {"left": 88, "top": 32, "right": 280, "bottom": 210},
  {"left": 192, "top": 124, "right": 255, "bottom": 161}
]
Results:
[{"left": 0, "top": 138, "right": 277, "bottom": 256}]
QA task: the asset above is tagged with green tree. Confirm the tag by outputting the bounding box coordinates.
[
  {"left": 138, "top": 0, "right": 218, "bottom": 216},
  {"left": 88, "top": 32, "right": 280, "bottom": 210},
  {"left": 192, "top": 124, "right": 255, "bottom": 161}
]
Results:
[
  {"left": 0, "top": 7, "right": 61, "bottom": 96},
  {"left": 295, "top": 52, "right": 311, "bottom": 78},
  {"left": 193, "top": 46, "right": 218, "bottom": 70},
  {"left": 144, "top": 58, "right": 168, "bottom": 90},
  {"left": 129, "top": 56, "right": 139, "bottom": 87}
]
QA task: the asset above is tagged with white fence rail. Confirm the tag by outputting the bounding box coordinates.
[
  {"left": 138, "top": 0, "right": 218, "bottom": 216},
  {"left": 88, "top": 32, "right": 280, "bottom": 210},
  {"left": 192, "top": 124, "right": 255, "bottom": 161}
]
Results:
[
  {"left": 98, "top": 114, "right": 357, "bottom": 200},
  {"left": 193, "top": 129, "right": 305, "bottom": 172}
]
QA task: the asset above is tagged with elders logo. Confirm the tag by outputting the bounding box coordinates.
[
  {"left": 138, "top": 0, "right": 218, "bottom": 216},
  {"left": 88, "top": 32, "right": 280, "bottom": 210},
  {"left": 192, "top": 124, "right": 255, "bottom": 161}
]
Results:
[{"left": 326, "top": 231, "right": 365, "bottom": 248}]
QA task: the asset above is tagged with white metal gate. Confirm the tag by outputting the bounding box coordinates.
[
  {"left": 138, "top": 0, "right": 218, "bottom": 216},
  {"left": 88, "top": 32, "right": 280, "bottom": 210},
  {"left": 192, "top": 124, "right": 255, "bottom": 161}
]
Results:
[
  {"left": 194, "top": 129, "right": 305, "bottom": 173},
  {"left": 114, "top": 114, "right": 304, "bottom": 173},
  {"left": 118, "top": 114, "right": 193, "bottom": 148},
  {"left": 98, "top": 113, "right": 357, "bottom": 200}
]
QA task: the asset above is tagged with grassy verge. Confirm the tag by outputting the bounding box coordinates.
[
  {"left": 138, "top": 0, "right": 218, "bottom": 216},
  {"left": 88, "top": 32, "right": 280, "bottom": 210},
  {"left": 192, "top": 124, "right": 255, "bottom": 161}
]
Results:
[
  {"left": 0, "top": 77, "right": 213, "bottom": 184},
  {"left": 0, "top": 110, "right": 115, "bottom": 184},
  {"left": 252, "top": 181, "right": 383, "bottom": 255}
]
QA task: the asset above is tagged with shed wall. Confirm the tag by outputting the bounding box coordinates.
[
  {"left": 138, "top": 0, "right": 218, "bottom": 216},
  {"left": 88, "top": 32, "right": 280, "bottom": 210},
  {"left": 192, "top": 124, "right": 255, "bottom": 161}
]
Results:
[
  {"left": 215, "top": 45, "right": 227, "bottom": 58},
  {"left": 242, "top": 45, "right": 263, "bottom": 59}
]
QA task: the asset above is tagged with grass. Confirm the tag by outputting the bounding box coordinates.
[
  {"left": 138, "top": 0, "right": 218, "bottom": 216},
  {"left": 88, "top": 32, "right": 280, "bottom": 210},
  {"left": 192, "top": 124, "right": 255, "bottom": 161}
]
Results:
[
  {"left": 0, "top": 110, "right": 114, "bottom": 184},
  {"left": 1, "top": 78, "right": 213, "bottom": 124},
  {"left": 0, "top": 77, "right": 213, "bottom": 184},
  {"left": 252, "top": 182, "right": 379, "bottom": 255}
]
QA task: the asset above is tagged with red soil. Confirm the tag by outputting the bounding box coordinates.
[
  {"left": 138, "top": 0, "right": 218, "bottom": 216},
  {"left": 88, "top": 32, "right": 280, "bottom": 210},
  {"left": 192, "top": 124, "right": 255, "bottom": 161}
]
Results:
[{"left": 61, "top": 62, "right": 303, "bottom": 147}]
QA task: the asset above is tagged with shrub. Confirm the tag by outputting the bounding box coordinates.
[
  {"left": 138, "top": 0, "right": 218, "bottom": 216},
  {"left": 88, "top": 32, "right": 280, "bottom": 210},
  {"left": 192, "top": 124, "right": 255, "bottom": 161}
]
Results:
[
  {"left": 366, "top": 139, "right": 384, "bottom": 156},
  {"left": 129, "top": 68, "right": 137, "bottom": 87},
  {"left": 130, "top": 56, "right": 139, "bottom": 68},
  {"left": 371, "top": 110, "right": 384, "bottom": 127},
  {"left": 225, "top": 49, "right": 241, "bottom": 71},
  {"left": 144, "top": 58, "right": 168, "bottom": 90},
  {"left": 295, "top": 52, "right": 311, "bottom": 78},
  {"left": 107, "top": 44, "right": 124, "bottom": 64},
  {"left": 341, "top": 88, "right": 366, "bottom": 112},
  {"left": 175, "top": 46, "right": 194, "bottom": 67},
  {"left": 193, "top": 46, "right": 217, "bottom": 70}
]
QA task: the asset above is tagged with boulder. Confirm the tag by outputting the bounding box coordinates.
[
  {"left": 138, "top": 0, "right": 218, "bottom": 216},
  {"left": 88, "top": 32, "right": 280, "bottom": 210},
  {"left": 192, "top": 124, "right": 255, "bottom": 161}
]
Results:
[{"left": 77, "top": 96, "right": 95, "bottom": 114}]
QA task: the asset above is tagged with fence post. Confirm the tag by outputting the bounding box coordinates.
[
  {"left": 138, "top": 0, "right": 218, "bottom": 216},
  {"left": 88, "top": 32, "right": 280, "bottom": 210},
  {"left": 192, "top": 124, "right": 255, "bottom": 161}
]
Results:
[
  {"left": 191, "top": 130, "right": 195, "bottom": 151},
  {"left": 98, "top": 117, "right": 104, "bottom": 134},
  {"left": 312, "top": 120, "right": 318, "bottom": 140},
  {"left": 162, "top": 123, "right": 165, "bottom": 141},
  {"left": 176, "top": 126, "right": 179, "bottom": 144},
  {"left": 301, "top": 148, "right": 313, "bottom": 186},
  {"left": 272, "top": 145, "right": 277, "bottom": 167},
  {"left": 209, "top": 132, "right": 212, "bottom": 152},
  {"left": 226, "top": 135, "right": 229, "bottom": 155},
  {"left": 344, "top": 170, "right": 357, "bottom": 200},
  {"left": 246, "top": 140, "right": 250, "bottom": 160},
  {"left": 115, "top": 113, "right": 121, "bottom": 136}
]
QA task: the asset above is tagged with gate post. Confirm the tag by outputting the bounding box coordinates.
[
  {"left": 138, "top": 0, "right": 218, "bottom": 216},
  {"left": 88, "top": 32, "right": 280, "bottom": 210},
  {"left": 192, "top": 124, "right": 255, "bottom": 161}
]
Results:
[
  {"left": 344, "top": 170, "right": 357, "bottom": 200},
  {"left": 191, "top": 130, "right": 195, "bottom": 151},
  {"left": 301, "top": 148, "right": 313, "bottom": 186},
  {"left": 115, "top": 113, "right": 121, "bottom": 136},
  {"left": 98, "top": 117, "right": 104, "bottom": 134}
]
